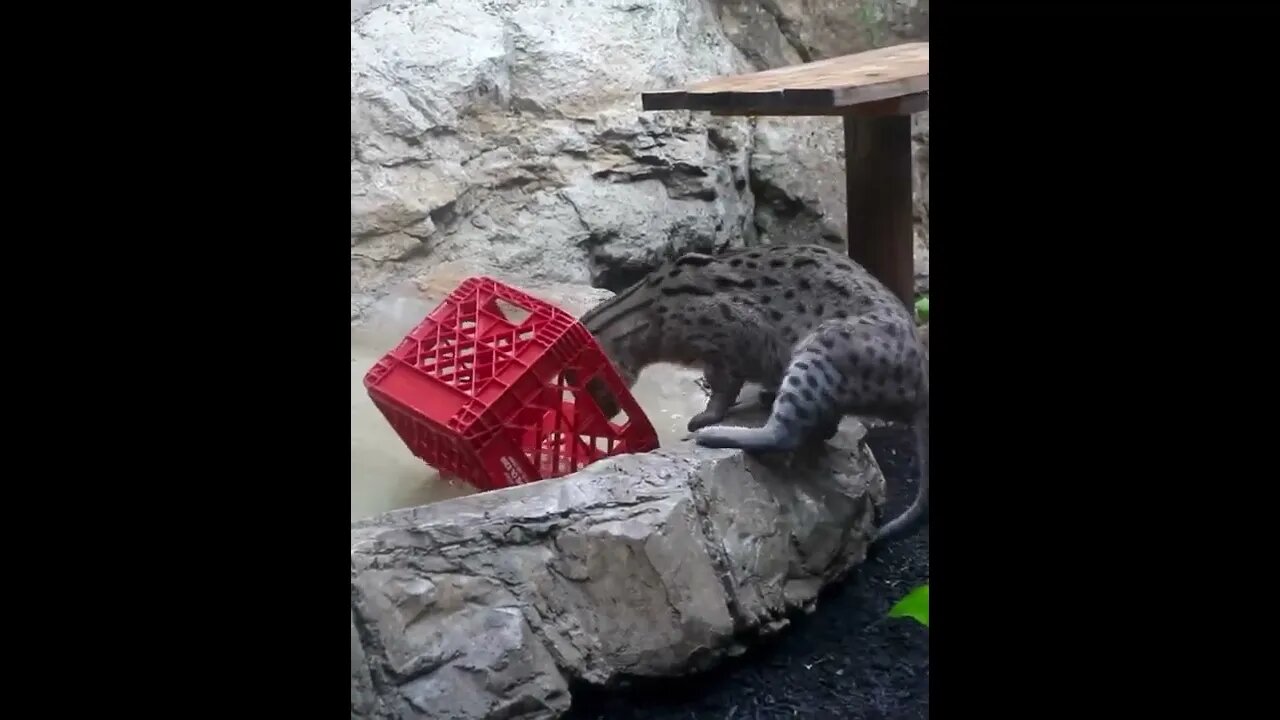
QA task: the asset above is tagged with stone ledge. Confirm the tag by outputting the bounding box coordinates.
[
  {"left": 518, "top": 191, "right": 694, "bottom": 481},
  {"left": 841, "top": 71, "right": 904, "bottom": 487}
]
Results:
[{"left": 351, "top": 411, "right": 885, "bottom": 719}]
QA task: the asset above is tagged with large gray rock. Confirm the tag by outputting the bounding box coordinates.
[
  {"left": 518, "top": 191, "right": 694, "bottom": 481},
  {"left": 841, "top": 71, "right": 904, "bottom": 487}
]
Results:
[
  {"left": 350, "top": 417, "right": 885, "bottom": 719},
  {"left": 350, "top": 0, "right": 760, "bottom": 317}
]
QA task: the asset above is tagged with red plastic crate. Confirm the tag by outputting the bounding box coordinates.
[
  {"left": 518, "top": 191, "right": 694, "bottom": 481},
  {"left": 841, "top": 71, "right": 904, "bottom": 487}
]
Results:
[{"left": 363, "top": 276, "right": 660, "bottom": 491}]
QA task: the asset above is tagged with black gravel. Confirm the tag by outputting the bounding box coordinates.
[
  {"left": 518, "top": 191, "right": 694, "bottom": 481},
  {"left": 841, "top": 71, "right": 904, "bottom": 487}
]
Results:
[{"left": 564, "top": 425, "right": 930, "bottom": 720}]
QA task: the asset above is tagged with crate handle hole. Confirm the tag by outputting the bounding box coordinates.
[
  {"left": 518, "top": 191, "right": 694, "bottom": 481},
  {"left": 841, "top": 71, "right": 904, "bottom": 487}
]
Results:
[{"left": 494, "top": 298, "right": 532, "bottom": 325}]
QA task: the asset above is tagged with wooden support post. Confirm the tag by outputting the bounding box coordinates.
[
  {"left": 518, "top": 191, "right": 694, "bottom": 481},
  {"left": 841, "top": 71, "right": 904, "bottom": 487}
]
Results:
[{"left": 844, "top": 113, "right": 916, "bottom": 307}]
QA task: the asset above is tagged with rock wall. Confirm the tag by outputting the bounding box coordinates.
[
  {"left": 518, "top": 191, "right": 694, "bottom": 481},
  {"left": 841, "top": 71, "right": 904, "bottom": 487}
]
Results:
[{"left": 351, "top": 0, "right": 930, "bottom": 317}]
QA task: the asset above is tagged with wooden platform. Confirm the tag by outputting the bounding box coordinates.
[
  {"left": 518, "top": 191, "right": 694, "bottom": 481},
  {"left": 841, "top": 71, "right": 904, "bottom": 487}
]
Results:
[
  {"left": 642, "top": 42, "right": 928, "bottom": 117},
  {"left": 640, "top": 43, "right": 929, "bottom": 305}
]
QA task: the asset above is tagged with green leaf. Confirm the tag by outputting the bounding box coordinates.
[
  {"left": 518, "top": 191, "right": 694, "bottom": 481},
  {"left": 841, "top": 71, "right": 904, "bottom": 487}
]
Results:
[
  {"left": 914, "top": 296, "right": 929, "bottom": 323},
  {"left": 888, "top": 584, "right": 929, "bottom": 627}
]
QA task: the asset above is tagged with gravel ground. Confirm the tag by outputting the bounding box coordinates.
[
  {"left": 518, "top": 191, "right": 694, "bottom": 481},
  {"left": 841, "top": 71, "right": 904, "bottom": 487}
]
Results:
[{"left": 564, "top": 425, "right": 930, "bottom": 720}]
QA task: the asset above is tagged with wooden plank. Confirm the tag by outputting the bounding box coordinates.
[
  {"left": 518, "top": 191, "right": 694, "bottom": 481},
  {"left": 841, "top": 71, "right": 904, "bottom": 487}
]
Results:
[
  {"left": 845, "top": 113, "right": 915, "bottom": 307},
  {"left": 641, "top": 90, "right": 688, "bottom": 111},
  {"left": 641, "top": 42, "right": 927, "bottom": 113},
  {"left": 641, "top": 91, "right": 687, "bottom": 111},
  {"left": 701, "top": 89, "right": 792, "bottom": 114},
  {"left": 709, "top": 92, "right": 928, "bottom": 118},
  {"left": 689, "top": 43, "right": 926, "bottom": 93}
]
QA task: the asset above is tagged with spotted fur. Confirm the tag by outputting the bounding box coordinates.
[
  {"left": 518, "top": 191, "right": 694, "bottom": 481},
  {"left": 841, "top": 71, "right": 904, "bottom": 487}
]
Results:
[{"left": 578, "top": 243, "right": 929, "bottom": 544}]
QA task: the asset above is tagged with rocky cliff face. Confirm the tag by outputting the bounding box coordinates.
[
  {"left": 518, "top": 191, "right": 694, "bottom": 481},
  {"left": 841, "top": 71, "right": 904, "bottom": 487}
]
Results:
[{"left": 351, "top": 0, "right": 929, "bottom": 318}]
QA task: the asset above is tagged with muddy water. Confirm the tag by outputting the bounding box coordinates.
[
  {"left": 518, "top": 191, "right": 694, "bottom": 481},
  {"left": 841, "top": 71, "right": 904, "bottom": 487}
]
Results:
[
  {"left": 350, "top": 280, "right": 714, "bottom": 521},
  {"left": 351, "top": 293, "right": 475, "bottom": 521}
]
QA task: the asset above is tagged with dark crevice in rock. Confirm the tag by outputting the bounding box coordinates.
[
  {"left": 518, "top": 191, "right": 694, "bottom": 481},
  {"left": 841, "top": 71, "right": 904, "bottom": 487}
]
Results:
[
  {"left": 427, "top": 186, "right": 484, "bottom": 237},
  {"left": 748, "top": 170, "right": 826, "bottom": 227},
  {"left": 351, "top": 583, "right": 395, "bottom": 707},
  {"left": 751, "top": 181, "right": 809, "bottom": 220},
  {"left": 683, "top": 465, "right": 751, "bottom": 631},
  {"left": 490, "top": 174, "right": 539, "bottom": 191},
  {"left": 760, "top": 0, "right": 813, "bottom": 63},
  {"left": 428, "top": 202, "right": 458, "bottom": 231},
  {"left": 590, "top": 161, "right": 717, "bottom": 202},
  {"left": 706, "top": 126, "right": 738, "bottom": 153},
  {"left": 670, "top": 161, "right": 709, "bottom": 178},
  {"left": 591, "top": 259, "right": 661, "bottom": 293},
  {"left": 390, "top": 647, "right": 468, "bottom": 685},
  {"left": 373, "top": 155, "right": 423, "bottom": 169}
]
